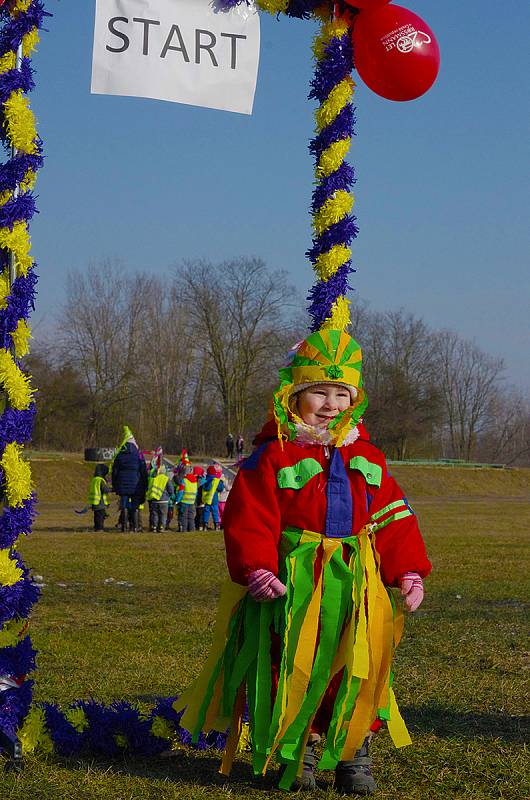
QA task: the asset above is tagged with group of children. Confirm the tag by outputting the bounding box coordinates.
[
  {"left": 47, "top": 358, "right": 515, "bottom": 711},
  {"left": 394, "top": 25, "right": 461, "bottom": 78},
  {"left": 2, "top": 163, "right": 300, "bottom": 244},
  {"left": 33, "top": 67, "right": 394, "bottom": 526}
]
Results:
[{"left": 87, "top": 457, "right": 228, "bottom": 533}]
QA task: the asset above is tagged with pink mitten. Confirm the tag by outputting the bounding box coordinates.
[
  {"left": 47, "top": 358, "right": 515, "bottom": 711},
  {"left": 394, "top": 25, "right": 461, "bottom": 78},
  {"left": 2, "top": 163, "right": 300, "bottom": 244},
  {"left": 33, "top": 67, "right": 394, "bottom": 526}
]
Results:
[
  {"left": 248, "top": 569, "right": 287, "bottom": 602},
  {"left": 400, "top": 572, "right": 424, "bottom": 612}
]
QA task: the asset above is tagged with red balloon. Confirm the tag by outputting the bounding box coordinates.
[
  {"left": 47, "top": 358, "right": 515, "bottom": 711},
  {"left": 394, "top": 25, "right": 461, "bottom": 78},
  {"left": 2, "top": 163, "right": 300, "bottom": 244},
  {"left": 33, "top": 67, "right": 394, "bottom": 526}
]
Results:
[
  {"left": 343, "top": 1, "right": 391, "bottom": 9},
  {"left": 353, "top": 4, "right": 440, "bottom": 101}
]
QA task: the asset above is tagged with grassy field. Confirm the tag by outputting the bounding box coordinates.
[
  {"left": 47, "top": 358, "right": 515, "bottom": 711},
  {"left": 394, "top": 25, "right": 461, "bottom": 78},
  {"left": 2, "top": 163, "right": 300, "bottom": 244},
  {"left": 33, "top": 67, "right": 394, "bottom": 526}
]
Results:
[{"left": 1, "top": 461, "right": 529, "bottom": 799}]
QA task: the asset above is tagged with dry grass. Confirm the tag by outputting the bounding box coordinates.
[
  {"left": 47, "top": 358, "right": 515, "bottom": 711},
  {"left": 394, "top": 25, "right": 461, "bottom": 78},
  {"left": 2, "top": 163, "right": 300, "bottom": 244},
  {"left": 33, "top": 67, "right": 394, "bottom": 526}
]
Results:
[{"left": 1, "top": 460, "right": 529, "bottom": 798}]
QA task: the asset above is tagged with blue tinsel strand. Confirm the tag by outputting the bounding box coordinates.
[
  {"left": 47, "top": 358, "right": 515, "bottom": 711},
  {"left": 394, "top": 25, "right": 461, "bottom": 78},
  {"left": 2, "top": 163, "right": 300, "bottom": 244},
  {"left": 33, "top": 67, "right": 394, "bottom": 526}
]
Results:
[
  {"left": 307, "top": 262, "right": 355, "bottom": 330},
  {"left": 309, "top": 105, "right": 356, "bottom": 162},
  {"left": 0, "top": 680, "right": 32, "bottom": 737},
  {"left": 0, "top": 575, "right": 41, "bottom": 625},
  {"left": 0, "top": 58, "right": 34, "bottom": 104},
  {"left": 0, "top": 191, "right": 37, "bottom": 230},
  {"left": 0, "top": 496, "right": 37, "bottom": 550},
  {"left": 0, "top": 406, "right": 35, "bottom": 447},
  {"left": 0, "top": 634, "right": 37, "bottom": 677},
  {"left": 0, "top": 149, "right": 44, "bottom": 193},
  {"left": 309, "top": 34, "right": 353, "bottom": 103},
  {"left": 0, "top": 269, "right": 39, "bottom": 344},
  {"left": 306, "top": 216, "right": 359, "bottom": 262},
  {"left": 0, "top": 1, "right": 50, "bottom": 56}
]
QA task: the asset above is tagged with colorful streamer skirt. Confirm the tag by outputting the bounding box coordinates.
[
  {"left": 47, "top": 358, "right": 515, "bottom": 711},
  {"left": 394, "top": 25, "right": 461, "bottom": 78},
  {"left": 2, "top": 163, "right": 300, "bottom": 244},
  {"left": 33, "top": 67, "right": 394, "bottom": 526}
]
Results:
[{"left": 174, "top": 526, "right": 411, "bottom": 789}]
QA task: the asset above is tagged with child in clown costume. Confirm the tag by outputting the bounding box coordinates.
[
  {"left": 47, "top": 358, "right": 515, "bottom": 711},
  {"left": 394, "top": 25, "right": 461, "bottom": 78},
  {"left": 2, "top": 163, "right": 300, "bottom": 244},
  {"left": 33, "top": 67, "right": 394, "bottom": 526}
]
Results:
[{"left": 175, "top": 329, "right": 430, "bottom": 794}]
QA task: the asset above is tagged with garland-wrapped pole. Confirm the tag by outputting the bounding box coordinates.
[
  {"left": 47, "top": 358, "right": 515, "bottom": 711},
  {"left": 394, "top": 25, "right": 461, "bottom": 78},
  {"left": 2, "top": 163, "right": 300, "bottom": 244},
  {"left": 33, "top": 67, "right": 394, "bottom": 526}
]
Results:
[
  {"left": 307, "top": 3, "right": 357, "bottom": 332},
  {"left": 0, "top": 0, "right": 49, "bottom": 764}
]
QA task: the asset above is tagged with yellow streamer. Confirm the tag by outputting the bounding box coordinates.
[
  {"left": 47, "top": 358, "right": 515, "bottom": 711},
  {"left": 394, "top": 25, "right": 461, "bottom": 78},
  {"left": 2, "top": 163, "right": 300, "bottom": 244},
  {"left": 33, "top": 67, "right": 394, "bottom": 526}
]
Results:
[
  {"left": 320, "top": 296, "right": 352, "bottom": 335},
  {"left": 12, "top": 318, "right": 31, "bottom": 358},
  {"left": 23, "top": 28, "right": 40, "bottom": 58},
  {"left": 313, "top": 190, "right": 354, "bottom": 236},
  {"left": 387, "top": 688, "right": 413, "bottom": 748},
  {"left": 0, "top": 348, "right": 34, "bottom": 409},
  {"left": 0, "top": 441, "right": 33, "bottom": 506},
  {"left": 256, "top": 0, "right": 289, "bottom": 13},
  {"left": 313, "top": 19, "right": 350, "bottom": 63},
  {"left": 316, "top": 77, "right": 354, "bottom": 131},
  {"left": 317, "top": 138, "right": 352, "bottom": 177},
  {"left": 0, "top": 271, "right": 10, "bottom": 309},
  {"left": 0, "top": 189, "right": 12, "bottom": 207},
  {"left": 151, "top": 716, "right": 176, "bottom": 741},
  {"left": 0, "top": 219, "right": 33, "bottom": 275},
  {"left": 18, "top": 707, "right": 53, "bottom": 755},
  {"left": 3, "top": 90, "right": 38, "bottom": 154},
  {"left": 65, "top": 707, "right": 88, "bottom": 733},
  {"left": 314, "top": 245, "right": 351, "bottom": 281},
  {"left": 20, "top": 168, "right": 37, "bottom": 193},
  {"left": 0, "top": 51, "right": 16, "bottom": 75},
  {"left": 0, "top": 617, "right": 28, "bottom": 648},
  {"left": 0, "top": 548, "right": 24, "bottom": 586},
  {"left": 12, "top": 0, "right": 34, "bottom": 12}
]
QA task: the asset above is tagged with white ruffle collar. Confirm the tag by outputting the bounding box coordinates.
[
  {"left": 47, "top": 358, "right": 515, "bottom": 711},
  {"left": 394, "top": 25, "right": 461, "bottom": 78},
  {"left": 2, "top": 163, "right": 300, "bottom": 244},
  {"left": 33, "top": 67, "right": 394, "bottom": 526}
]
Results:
[{"left": 294, "top": 421, "right": 360, "bottom": 447}]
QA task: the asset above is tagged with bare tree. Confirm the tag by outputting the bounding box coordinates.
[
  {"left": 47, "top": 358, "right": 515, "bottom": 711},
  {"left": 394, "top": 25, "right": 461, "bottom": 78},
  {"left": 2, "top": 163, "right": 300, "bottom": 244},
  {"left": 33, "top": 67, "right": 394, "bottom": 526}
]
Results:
[
  {"left": 361, "top": 309, "right": 442, "bottom": 459},
  {"left": 476, "top": 388, "right": 530, "bottom": 465},
  {"left": 58, "top": 261, "right": 148, "bottom": 444},
  {"left": 176, "top": 257, "right": 298, "bottom": 435},
  {"left": 434, "top": 331, "right": 504, "bottom": 460}
]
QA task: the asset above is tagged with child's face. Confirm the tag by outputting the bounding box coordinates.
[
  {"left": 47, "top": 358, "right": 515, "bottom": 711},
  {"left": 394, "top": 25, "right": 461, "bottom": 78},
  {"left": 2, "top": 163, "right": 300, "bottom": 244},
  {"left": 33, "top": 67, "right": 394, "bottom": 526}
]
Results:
[{"left": 296, "top": 384, "right": 351, "bottom": 428}]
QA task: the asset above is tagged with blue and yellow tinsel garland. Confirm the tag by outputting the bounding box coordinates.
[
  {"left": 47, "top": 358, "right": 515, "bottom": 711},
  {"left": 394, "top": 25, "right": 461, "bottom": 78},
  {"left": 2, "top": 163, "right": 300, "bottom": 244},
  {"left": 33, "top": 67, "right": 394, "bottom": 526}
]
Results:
[{"left": 0, "top": 0, "right": 48, "bottom": 747}]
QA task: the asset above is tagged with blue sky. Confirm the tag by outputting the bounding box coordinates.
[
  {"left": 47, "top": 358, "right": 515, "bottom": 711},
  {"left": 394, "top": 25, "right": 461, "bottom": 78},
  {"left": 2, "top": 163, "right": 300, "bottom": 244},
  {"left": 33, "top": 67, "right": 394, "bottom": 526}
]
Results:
[{"left": 29, "top": 1, "right": 529, "bottom": 388}]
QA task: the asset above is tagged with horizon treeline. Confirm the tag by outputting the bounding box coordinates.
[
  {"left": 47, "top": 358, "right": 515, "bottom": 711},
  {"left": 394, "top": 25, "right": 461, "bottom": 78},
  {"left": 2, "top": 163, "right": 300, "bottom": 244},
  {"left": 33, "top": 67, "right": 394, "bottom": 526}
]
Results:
[{"left": 27, "top": 258, "right": 530, "bottom": 466}]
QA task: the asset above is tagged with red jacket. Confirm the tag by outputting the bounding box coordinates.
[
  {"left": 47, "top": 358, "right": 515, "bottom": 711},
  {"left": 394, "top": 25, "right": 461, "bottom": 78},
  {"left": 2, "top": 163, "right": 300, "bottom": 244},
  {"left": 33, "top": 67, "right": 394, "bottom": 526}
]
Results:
[{"left": 223, "top": 422, "right": 431, "bottom": 588}]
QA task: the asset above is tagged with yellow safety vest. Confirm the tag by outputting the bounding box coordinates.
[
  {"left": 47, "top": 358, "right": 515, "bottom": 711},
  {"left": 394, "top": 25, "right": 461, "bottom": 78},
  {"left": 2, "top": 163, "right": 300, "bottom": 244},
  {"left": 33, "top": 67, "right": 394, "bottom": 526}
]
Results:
[
  {"left": 202, "top": 477, "right": 220, "bottom": 505},
  {"left": 182, "top": 476, "right": 198, "bottom": 505},
  {"left": 88, "top": 477, "right": 109, "bottom": 507},
  {"left": 147, "top": 474, "right": 169, "bottom": 501}
]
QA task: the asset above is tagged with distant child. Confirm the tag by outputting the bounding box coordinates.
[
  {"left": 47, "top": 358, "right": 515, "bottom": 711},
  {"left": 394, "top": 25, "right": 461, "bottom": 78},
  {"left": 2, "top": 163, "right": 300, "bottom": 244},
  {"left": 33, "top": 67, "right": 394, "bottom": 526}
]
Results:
[
  {"left": 193, "top": 466, "right": 206, "bottom": 530},
  {"left": 202, "top": 464, "right": 225, "bottom": 530},
  {"left": 175, "top": 465, "right": 200, "bottom": 532},
  {"left": 175, "top": 330, "right": 431, "bottom": 794},
  {"left": 146, "top": 465, "right": 175, "bottom": 532},
  {"left": 88, "top": 463, "right": 110, "bottom": 532}
]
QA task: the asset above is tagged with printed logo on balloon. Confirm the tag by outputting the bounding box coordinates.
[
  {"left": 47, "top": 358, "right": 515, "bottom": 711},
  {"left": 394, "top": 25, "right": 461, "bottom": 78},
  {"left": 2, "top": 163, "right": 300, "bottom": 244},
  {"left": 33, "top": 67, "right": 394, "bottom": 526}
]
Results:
[{"left": 349, "top": 3, "right": 440, "bottom": 102}]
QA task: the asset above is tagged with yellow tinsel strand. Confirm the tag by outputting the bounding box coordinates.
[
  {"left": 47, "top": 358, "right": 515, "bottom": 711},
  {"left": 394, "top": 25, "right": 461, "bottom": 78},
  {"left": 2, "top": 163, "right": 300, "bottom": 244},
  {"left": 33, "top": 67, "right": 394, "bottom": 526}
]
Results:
[
  {"left": 313, "top": 18, "right": 350, "bottom": 63},
  {"left": 0, "top": 219, "right": 33, "bottom": 275},
  {"left": 0, "top": 271, "right": 10, "bottom": 309},
  {"left": 19, "top": 707, "right": 54, "bottom": 755},
  {"left": 317, "top": 138, "right": 352, "bottom": 177},
  {"left": 3, "top": 90, "right": 38, "bottom": 154},
  {"left": 315, "top": 244, "right": 351, "bottom": 281},
  {"left": 0, "top": 442, "right": 33, "bottom": 506},
  {"left": 20, "top": 168, "right": 37, "bottom": 193},
  {"left": 23, "top": 28, "right": 40, "bottom": 58},
  {"left": 321, "top": 296, "right": 352, "bottom": 331},
  {"left": 0, "top": 348, "right": 34, "bottom": 409},
  {"left": 0, "top": 189, "right": 12, "bottom": 207},
  {"left": 315, "top": 77, "right": 354, "bottom": 131},
  {"left": 0, "top": 617, "right": 29, "bottom": 648},
  {"left": 12, "top": 318, "right": 31, "bottom": 358},
  {"left": 0, "top": 548, "right": 24, "bottom": 586},
  {"left": 256, "top": 0, "right": 289, "bottom": 13},
  {"left": 313, "top": 190, "right": 354, "bottom": 236},
  {"left": 151, "top": 716, "right": 176, "bottom": 741},
  {"left": 0, "top": 50, "right": 16, "bottom": 74},
  {"left": 11, "top": 0, "right": 33, "bottom": 14},
  {"left": 65, "top": 707, "right": 89, "bottom": 733}
]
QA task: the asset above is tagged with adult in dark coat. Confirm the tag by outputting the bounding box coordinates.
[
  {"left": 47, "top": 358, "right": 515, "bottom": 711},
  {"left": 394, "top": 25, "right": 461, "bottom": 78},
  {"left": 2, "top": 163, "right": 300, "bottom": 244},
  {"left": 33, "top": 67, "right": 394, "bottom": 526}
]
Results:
[{"left": 111, "top": 435, "right": 148, "bottom": 532}]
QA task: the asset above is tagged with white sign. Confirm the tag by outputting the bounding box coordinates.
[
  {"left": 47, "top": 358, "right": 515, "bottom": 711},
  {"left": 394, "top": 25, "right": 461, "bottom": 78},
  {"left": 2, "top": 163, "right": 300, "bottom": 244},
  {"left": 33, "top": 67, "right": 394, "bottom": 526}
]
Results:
[{"left": 91, "top": 0, "right": 260, "bottom": 115}]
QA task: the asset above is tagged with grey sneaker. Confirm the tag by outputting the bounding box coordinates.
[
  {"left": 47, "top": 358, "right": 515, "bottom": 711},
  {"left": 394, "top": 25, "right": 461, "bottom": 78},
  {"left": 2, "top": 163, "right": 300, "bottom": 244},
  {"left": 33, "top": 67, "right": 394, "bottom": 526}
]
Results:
[
  {"left": 335, "top": 737, "right": 376, "bottom": 795},
  {"left": 278, "top": 736, "right": 319, "bottom": 790}
]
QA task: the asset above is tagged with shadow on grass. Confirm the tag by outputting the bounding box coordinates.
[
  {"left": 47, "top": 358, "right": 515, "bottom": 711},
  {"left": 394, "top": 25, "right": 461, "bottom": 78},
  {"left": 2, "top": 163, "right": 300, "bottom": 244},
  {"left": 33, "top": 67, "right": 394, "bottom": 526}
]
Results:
[
  {"left": 61, "top": 752, "right": 279, "bottom": 792},
  {"left": 404, "top": 703, "right": 529, "bottom": 743}
]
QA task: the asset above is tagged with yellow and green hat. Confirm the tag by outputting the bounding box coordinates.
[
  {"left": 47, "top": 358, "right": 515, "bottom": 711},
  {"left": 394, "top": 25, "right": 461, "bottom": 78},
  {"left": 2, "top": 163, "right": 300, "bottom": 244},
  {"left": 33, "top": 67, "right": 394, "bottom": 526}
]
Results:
[{"left": 273, "top": 329, "right": 368, "bottom": 444}]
